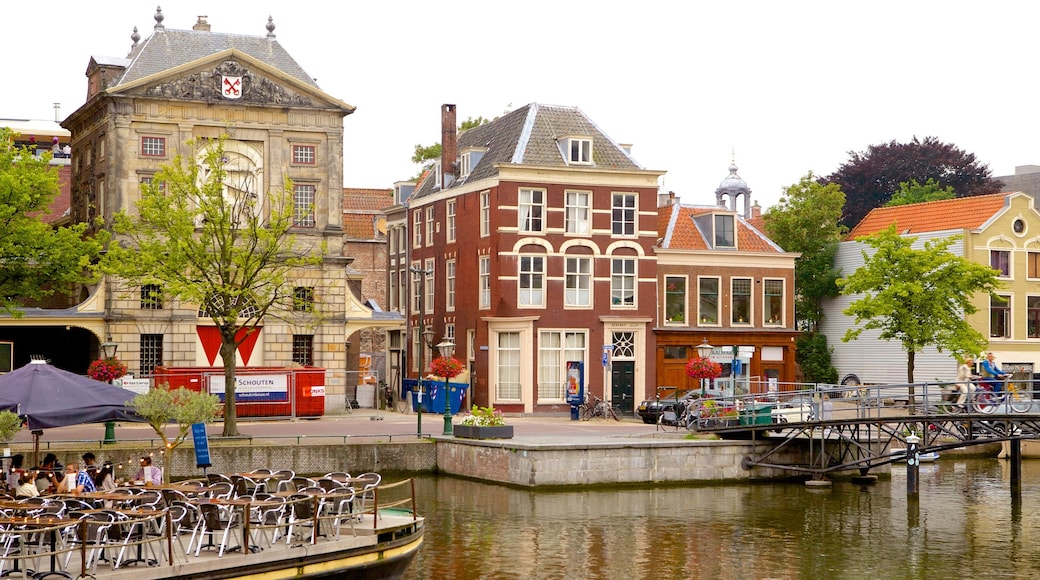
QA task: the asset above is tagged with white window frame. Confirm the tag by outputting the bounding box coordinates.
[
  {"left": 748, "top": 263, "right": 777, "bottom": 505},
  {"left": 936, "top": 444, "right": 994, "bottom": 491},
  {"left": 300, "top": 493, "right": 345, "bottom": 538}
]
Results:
[
  {"left": 664, "top": 275, "right": 687, "bottom": 325},
  {"left": 612, "top": 193, "right": 636, "bottom": 236},
  {"left": 425, "top": 259, "right": 435, "bottom": 311},
  {"left": 479, "top": 255, "right": 491, "bottom": 309},
  {"left": 698, "top": 276, "right": 720, "bottom": 325},
  {"left": 446, "top": 200, "right": 456, "bottom": 242},
  {"left": 480, "top": 191, "right": 490, "bottom": 237},
  {"left": 714, "top": 214, "right": 735, "bottom": 248},
  {"left": 411, "top": 262, "right": 421, "bottom": 314},
  {"left": 518, "top": 188, "right": 545, "bottom": 233},
  {"left": 991, "top": 293, "right": 1011, "bottom": 339},
  {"left": 413, "top": 211, "right": 422, "bottom": 248},
  {"left": 495, "top": 331, "right": 522, "bottom": 401},
  {"left": 293, "top": 183, "right": 316, "bottom": 227},
  {"left": 565, "top": 190, "right": 591, "bottom": 235},
  {"left": 731, "top": 277, "right": 752, "bottom": 325},
  {"left": 518, "top": 255, "right": 545, "bottom": 307},
  {"left": 564, "top": 257, "right": 592, "bottom": 308},
  {"left": 763, "top": 278, "right": 784, "bottom": 326},
  {"left": 446, "top": 259, "right": 456, "bottom": 311},
  {"left": 991, "top": 249, "right": 1011, "bottom": 278},
  {"left": 610, "top": 257, "right": 636, "bottom": 308},
  {"left": 568, "top": 138, "right": 592, "bottom": 164},
  {"left": 425, "top": 207, "right": 435, "bottom": 246}
]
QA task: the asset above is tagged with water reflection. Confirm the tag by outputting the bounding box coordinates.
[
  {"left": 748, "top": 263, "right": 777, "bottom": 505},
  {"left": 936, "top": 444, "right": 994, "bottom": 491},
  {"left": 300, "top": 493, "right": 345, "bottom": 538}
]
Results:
[{"left": 404, "top": 459, "right": 1040, "bottom": 579}]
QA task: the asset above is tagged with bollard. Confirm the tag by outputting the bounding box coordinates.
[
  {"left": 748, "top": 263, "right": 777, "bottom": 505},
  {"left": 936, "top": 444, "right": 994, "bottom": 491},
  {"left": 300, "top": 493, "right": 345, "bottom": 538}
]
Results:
[
  {"left": 905, "top": 434, "right": 920, "bottom": 495},
  {"left": 103, "top": 421, "right": 116, "bottom": 444}
]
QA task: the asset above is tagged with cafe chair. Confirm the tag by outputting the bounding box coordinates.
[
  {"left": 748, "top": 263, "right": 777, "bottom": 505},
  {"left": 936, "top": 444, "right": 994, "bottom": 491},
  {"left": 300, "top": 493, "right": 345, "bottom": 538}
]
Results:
[
  {"left": 355, "top": 472, "right": 381, "bottom": 516},
  {"left": 248, "top": 496, "right": 287, "bottom": 550},
  {"left": 106, "top": 510, "right": 160, "bottom": 568},
  {"left": 291, "top": 476, "right": 317, "bottom": 492},
  {"left": 193, "top": 502, "right": 242, "bottom": 558},
  {"left": 230, "top": 475, "right": 258, "bottom": 500},
  {"left": 164, "top": 503, "right": 193, "bottom": 561},
  {"left": 284, "top": 494, "right": 320, "bottom": 545},
  {"left": 205, "top": 481, "right": 234, "bottom": 500},
  {"left": 327, "top": 487, "right": 357, "bottom": 539},
  {"left": 62, "top": 511, "right": 114, "bottom": 574}
]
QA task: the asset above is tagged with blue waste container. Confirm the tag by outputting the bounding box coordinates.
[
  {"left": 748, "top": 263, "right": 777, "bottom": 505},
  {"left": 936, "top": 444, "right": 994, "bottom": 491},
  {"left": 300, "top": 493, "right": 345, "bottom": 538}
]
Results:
[{"left": 403, "top": 379, "right": 468, "bottom": 413}]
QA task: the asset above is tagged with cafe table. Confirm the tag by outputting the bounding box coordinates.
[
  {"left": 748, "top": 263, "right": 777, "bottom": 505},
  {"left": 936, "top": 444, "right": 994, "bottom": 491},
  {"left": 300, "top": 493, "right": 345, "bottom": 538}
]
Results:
[{"left": 0, "top": 515, "right": 76, "bottom": 579}]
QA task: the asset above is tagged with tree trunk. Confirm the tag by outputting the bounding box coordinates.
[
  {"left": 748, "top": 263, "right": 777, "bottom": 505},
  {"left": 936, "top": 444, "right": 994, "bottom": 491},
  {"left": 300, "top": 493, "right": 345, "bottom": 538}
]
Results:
[{"left": 220, "top": 338, "right": 240, "bottom": 437}]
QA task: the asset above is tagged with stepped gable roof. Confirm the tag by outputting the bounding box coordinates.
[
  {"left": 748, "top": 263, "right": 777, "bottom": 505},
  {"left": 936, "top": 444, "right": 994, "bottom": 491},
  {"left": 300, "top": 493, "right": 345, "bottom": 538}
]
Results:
[
  {"left": 115, "top": 26, "right": 318, "bottom": 89},
  {"left": 846, "top": 193, "right": 1012, "bottom": 240},
  {"left": 413, "top": 103, "right": 643, "bottom": 200},
  {"left": 658, "top": 203, "right": 784, "bottom": 253}
]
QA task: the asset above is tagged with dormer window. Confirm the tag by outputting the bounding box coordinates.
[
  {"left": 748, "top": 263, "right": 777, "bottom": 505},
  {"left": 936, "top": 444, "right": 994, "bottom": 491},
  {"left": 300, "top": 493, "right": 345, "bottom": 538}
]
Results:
[
  {"left": 714, "top": 214, "right": 735, "bottom": 248},
  {"left": 562, "top": 137, "right": 592, "bottom": 165},
  {"left": 460, "top": 148, "right": 486, "bottom": 178}
]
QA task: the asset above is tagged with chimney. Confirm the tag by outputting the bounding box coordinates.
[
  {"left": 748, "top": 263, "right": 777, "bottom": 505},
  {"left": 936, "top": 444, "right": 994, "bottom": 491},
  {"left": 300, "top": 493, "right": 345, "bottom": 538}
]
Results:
[
  {"left": 751, "top": 200, "right": 761, "bottom": 221},
  {"left": 441, "top": 104, "right": 457, "bottom": 188},
  {"left": 193, "top": 16, "right": 211, "bottom": 31}
]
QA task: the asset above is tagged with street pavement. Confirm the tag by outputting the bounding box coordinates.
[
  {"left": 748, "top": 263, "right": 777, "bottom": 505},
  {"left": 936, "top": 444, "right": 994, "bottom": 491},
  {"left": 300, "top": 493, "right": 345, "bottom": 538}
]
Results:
[{"left": 7, "top": 407, "right": 673, "bottom": 447}]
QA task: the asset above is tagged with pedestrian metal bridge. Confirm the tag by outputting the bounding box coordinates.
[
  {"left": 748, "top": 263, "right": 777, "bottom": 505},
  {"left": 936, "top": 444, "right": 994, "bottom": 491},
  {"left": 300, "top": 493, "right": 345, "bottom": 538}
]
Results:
[{"left": 689, "top": 381, "right": 1039, "bottom": 479}]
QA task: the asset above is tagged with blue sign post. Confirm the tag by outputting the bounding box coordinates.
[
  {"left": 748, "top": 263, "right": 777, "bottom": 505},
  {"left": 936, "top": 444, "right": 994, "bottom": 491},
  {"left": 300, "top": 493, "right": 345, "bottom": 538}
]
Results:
[{"left": 191, "top": 423, "right": 212, "bottom": 470}]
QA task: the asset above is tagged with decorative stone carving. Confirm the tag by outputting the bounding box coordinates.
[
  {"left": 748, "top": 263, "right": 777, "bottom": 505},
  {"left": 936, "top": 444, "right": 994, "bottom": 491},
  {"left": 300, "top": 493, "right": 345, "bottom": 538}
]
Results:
[{"left": 144, "top": 61, "right": 313, "bottom": 106}]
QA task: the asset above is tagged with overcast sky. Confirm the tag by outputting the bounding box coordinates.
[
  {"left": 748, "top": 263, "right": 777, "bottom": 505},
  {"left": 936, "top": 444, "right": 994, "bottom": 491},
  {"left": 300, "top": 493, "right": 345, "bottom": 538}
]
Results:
[{"left": 4, "top": 1, "right": 1037, "bottom": 210}]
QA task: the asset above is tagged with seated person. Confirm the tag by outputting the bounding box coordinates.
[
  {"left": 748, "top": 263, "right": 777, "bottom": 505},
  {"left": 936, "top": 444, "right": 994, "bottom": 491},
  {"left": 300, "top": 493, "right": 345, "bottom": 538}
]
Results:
[
  {"left": 135, "top": 456, "right": 162, "bottom": 485},
  {"left": 57, "top": 462, "right": 96, "bottom": 494},
  {"left": 15, "top": 473, "right": 39, "bottom": 498},
  {"left": 980, "top": 352, "right": 1011, "bottom": 393}
]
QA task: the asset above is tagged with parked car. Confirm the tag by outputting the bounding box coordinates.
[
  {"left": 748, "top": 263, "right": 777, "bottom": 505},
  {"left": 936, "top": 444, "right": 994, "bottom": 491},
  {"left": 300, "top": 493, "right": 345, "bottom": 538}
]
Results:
[{"left": 637, "top": 391, "right": 695, "bottom": 424}]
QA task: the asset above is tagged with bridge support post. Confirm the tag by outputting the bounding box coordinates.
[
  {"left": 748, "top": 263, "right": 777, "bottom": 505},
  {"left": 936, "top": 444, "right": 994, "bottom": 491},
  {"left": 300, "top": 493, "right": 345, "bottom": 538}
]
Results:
[
  {"left": 1010, "top": 438, "right": 1022, "bottom": 498},
  {"left": 905, "top": 434, "right": 920, "bottom": 495}
]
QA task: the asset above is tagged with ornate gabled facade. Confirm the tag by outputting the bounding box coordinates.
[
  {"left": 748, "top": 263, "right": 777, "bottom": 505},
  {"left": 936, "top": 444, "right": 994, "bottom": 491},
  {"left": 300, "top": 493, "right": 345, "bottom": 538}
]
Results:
[
  {"left": 395, "top": 103, "right": 663, "bottom": 415},
  {"left": 55, "top": 10, "right": 360, "bottom": 406},
  {"left": 655, "top": 179, "right": 800, "bottom": 393}
]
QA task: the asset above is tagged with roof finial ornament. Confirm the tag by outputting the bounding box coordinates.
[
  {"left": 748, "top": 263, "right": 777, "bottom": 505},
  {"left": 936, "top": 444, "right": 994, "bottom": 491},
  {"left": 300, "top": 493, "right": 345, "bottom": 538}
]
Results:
[
  {"left": 130, "top": 26, "right": 140, "bottom": 47},
  {"left": 266, "top": 16, "right": 276, "bottom": 39},
  {"left": 154, "top": 6, "right": 165, "bottom": 31}
]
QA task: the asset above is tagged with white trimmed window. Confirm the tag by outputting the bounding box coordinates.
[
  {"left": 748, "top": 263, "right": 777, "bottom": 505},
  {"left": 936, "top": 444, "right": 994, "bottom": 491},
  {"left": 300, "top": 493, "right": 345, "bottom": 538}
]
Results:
[
  {"left": 425, "top": 259, "right": 435, "bottom": 311},
  {"left": 568, "top": 138, "right": 592, "bottom": 164},
  {"left": 293, "top": 184, "right": 316, "bottom": 227},
  {"left": 698, "top": 277, "right": 720, "bottom": 325},
  {"left": 991, "top": 250, "right": 1011, "bottom": 277},
  {"left": 480, "top": 191, "right": 490, "bottom": 237},
  {"left": 141, "top": 136, "right": 166, "bottom": 157},
  {"left": 538, "top": 330, "right": 587, "bottom": 401},
  {"left": 479, "top": 255, "right": 491, "bottom": 309},
  {"left": 518, "top": 189, "right": 545, "bottom": 233},
  {"left": 519, "top": 255, "right": 545, "bottom": 307},
  {"left": 564, "top": 257, "right": 592, "bottom": 307},
  {"left": 291, "top": 144, "right": 315, "bottom": 165},
  {"left": 565, "top": 191, "right": 591, "bottom": 234},
  {"left": 664, "top": 276, "right": 686, "bottom": 324},
  {"left": 763, "top": 279, "right": 784, "bottom": 325},
  {"left": 411, "top": 263, "right": 422, "bottom": 313},
  {"left": 612, "top": 193, "right": 636, "bottom": 236},
  {"left": 714, "top": 214, "right": 735, "bottom": 248},
  {"left": 991, "top": 294, "right": 1011, "bottom": 338},
  {"left": 425, "top": 207, "right": 435, "bottom": 246},
  {"left": 446, "top": 200, "right": 456, "bottom": 242},
  {"left": 446, "top": 259, "right": 456, "bottom": 311},
  {"left": 496, "top": 331, "right": 521, "bottom": 400},
  {"left": 732, "top": 278, "right": 752, "bottom": 324},
  {"left": 610, "top": 258, "right": 636, "bottom": 308}
]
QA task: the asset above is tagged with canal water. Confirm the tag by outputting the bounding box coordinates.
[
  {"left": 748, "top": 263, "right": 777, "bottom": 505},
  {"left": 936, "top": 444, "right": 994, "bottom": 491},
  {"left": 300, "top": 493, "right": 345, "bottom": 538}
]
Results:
[{"left": 403, "top": 458, "right": 1040, "bottom": 579}]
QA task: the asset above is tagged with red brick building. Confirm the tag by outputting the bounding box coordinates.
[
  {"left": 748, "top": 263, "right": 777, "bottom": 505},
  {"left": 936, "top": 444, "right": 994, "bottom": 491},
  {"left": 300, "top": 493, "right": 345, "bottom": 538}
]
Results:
[{"left": 398, "top": 104, "right": 663, "bottom": 415}]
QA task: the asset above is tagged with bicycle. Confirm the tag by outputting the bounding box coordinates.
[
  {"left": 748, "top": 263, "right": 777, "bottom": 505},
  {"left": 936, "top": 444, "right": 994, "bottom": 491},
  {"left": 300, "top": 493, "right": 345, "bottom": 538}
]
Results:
[
  {"left": 580, "top": 394, "right": 620, "bottom": 421},
  {"left": 972, "top": 377, "right": 1033, "bottom": 414}
]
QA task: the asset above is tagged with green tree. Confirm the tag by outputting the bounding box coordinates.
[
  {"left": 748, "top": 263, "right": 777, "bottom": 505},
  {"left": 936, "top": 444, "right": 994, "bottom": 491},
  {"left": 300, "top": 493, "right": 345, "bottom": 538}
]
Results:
[
  {"left": 838, "top": 226, "right": 999, "bottom": 406},
  {"left": 131, "top": 384, "right": 221, "bottom": 483},
  {"left": 885, "top": 178, "right": 956, "bottom": 207},
  {"left": 102, "top": 136, "right": 325, "bottom": 437},
  {"left": 0, "top": 128, "right": 106, "bottom": 313},
  {"left": 795, "top": 333, "right": 838, "bottom": 385},
  {"left": 763, "top": 172, "right": 848, "bottom": 332}
]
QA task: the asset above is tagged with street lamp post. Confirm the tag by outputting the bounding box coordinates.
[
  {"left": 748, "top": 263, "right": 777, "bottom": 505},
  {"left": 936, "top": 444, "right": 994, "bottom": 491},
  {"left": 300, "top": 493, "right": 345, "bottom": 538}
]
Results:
[
  {"left": 410, "top": 266, "right": 434, "bottom": 438},
  {"left": 437, "top": 339, "right": 456, "bottom": 435},
  {"left": 696, "top": 338, "right": 714, "bottom": 398},
  {"left": 100, "top": 338, "right": 118, "bottom": 443}
]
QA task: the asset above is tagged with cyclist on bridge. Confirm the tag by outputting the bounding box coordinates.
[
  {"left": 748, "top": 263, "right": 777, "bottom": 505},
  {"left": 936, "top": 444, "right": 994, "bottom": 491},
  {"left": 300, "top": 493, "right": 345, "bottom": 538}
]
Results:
[{"left": 980, "top": 352, "right": 1011, "bottom": 394}]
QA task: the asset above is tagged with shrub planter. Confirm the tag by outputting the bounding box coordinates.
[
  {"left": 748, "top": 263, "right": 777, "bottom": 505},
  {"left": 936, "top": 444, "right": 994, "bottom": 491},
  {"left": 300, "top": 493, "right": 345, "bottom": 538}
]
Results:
[{"left": 454, "top": 425, "right": 514, "bottom": 440}]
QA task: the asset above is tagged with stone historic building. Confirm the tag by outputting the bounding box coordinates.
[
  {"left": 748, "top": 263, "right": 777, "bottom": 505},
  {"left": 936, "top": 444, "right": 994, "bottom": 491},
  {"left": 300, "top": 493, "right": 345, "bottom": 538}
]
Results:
[{"left": 51, "top": 10, "right": 366, "bottom": 407}]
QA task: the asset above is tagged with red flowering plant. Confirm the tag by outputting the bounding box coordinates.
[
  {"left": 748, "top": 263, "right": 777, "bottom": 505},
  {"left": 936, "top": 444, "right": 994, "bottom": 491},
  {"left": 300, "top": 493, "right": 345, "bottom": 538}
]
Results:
[
  {"left": 87, "top": 357, "right": 128, "bottom": 382},
  {"left": 685, "top": 356, "right": 722, "bottom": 381},
  {"left": 429, "top": 356, "right": 464, "bottom": 379}
]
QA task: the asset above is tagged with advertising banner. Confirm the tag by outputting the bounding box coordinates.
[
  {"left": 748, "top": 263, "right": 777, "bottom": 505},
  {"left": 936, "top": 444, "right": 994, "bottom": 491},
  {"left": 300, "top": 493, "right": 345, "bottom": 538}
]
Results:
[{"left": 209, "top": 374, "right": 289, "bottom": 402}]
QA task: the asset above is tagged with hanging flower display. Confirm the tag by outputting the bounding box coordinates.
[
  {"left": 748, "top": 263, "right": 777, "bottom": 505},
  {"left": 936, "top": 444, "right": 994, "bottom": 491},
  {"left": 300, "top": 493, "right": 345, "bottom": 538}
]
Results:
[
  {"left": 685, "top": 356, "right": 722, "bottom": 381},
  {"left": 87, "top": 357, "right": 128, "bottom": 382},
  {"left": 429, "top": 356, "right": 464, "bottom": 379}
]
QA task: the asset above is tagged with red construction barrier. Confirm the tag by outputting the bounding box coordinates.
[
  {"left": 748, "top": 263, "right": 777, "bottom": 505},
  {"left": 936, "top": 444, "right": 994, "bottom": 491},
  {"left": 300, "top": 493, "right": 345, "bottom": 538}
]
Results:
[{"left": 151, "top": 366, "right": 326, "bottom": 418}]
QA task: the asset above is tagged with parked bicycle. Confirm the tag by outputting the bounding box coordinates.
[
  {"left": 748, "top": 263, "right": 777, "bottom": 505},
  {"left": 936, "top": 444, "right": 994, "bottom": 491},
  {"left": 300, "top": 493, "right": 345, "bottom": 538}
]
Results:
[
  {"left": 973, "top": 377, "right": 1033, "bottom": 414},
  {"left": 580, "top": 394, "right": 620, "bottom": 421}
]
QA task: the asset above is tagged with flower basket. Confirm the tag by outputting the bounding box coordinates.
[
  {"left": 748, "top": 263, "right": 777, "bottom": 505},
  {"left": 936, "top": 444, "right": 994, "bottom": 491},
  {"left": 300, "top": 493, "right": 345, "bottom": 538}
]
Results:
[
  {"left": 685, "top": 356, "right": 722, "bottom": 381},
  {"left": 430, "top": 356, "right": 464, "bottom": 379},
  {"left": 87, "top": 357, "right": 128, "bottom": 382}
]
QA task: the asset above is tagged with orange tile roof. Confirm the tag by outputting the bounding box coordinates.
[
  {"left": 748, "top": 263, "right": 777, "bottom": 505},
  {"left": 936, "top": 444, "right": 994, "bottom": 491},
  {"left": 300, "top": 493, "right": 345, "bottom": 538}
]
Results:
[
  {"left": 658, "top": 204, "right": 782, "bottom": 253},
  {"left": 846, "top": 193, "right": 1011, "bottom": 239},
  {"left": 343, "top": 214, "right": 377, "bottom": 239},
  {"left": 343, "top": 187, "right": 391, "bottom": 212}
]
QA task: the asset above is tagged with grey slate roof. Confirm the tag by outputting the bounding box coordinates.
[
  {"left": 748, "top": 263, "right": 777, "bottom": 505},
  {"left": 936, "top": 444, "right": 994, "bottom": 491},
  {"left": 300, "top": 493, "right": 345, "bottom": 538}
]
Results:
[
  {"left": 413, "top": 103, "right": 643, "bottom": 200},
  {"left": 113, "top": 28, "right": 319, "bottom": 89}
]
